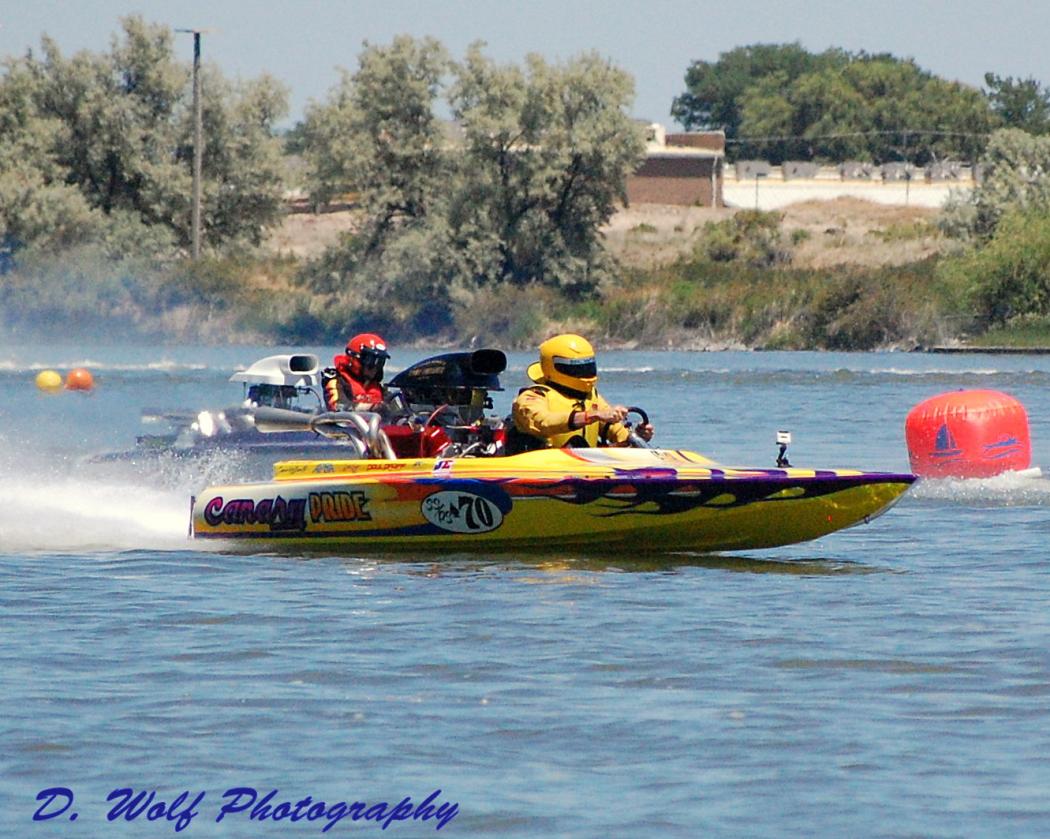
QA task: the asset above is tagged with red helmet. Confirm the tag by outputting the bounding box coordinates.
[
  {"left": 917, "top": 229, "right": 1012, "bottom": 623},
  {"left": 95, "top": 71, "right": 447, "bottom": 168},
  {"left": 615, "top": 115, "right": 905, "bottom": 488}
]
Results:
[{"left": 345, "top": 333, "right": 390, "bottom": 380}]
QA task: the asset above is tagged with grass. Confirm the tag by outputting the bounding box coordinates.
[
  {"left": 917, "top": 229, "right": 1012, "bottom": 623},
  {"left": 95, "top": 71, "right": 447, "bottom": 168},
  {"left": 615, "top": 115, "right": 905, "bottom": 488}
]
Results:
[
  {"left": 867, "top": 219, "right": 939, "bottom": 243},
  {"left": 966, "top": 316, "right": 1050, "bottom": 348}
]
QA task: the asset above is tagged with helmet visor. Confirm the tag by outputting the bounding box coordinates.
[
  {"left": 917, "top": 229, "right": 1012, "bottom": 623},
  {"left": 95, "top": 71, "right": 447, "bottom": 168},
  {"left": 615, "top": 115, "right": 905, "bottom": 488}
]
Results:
[
  {"left": 358, "top": 348, "right": 388, "bottom": 372},
  {"left": 553, "top": 355, "right": 597, "bottom": 380}
]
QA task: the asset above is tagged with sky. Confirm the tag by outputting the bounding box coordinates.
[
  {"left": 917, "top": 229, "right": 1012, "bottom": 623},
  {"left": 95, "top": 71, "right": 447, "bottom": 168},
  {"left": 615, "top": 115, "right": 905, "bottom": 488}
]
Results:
[{"left": 5, "top": 0, "right": 1050, "bottom": 129}]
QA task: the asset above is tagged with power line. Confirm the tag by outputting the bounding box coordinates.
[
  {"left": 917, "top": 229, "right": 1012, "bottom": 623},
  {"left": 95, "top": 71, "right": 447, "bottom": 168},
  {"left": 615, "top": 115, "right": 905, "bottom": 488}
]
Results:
[{"left": 725, "top": 128, "right": 993, "bottom": 144}]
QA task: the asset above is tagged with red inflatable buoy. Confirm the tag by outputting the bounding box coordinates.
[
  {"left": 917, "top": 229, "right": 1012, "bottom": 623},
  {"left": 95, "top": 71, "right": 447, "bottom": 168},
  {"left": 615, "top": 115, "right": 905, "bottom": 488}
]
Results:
[
  {"left": 905, "top": 390, "right": 1031, "bottom": 478},
  {"left": 65, "top": 367, "right": 95, "bottom": 391}
]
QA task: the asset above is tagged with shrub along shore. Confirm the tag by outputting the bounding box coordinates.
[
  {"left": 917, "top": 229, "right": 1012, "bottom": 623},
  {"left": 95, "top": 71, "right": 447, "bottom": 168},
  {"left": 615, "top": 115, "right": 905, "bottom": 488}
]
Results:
[
  {"left": 10, "top": 197, "right": 1045, "bottom": 352},
  {"left": 4, "top": 198, "right": 1049, "bottom": 351}
]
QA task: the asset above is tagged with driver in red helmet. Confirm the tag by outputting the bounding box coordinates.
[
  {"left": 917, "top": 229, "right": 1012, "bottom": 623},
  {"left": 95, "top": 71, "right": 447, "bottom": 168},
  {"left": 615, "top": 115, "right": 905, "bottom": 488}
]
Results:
[{"left": 324, "top": 333, "right": 391, "bottom": 412}]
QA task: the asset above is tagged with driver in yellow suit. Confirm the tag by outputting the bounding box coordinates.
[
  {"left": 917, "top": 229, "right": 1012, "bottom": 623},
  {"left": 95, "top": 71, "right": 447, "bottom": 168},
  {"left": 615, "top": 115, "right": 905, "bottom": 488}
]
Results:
[{"left": 512, "top": 333, "right": 655, "bottom": 449}]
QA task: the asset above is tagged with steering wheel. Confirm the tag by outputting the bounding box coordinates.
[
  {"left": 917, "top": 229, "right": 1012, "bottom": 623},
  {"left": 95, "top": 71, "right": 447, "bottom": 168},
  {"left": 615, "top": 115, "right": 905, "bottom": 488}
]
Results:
[
  {"left": 420, "top": 404, "right": 452, "bottom": 457},
  {"left": 625, "top": 406, "right": 652, "bottom": 449}
]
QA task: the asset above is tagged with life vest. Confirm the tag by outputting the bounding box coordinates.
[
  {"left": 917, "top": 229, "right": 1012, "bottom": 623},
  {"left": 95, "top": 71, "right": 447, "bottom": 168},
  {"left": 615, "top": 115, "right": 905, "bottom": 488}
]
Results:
[
  {"left": 511, "top": 384, "right": 624, "bottom": 449},
  {"left": 324, "top": 354, "right": 384, "bottom": 411}
]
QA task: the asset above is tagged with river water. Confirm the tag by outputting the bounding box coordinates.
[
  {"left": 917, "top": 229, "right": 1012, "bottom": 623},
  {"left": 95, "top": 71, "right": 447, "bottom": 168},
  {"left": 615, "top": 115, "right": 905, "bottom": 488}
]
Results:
[{"left": 2, "top": 343, "right": 1050, "bottom": 837}]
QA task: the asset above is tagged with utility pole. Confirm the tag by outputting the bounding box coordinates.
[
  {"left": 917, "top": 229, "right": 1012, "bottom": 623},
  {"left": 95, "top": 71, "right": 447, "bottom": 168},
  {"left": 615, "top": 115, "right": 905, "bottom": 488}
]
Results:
[
  {"left": 902, "top": 131, "right": 910, "bottom": 209},
  {"left": 754, "top": 172, "right": 767, "bottom": 210},
  {"left": 176, "top": 28, "right": 205, "bottom": 259}
]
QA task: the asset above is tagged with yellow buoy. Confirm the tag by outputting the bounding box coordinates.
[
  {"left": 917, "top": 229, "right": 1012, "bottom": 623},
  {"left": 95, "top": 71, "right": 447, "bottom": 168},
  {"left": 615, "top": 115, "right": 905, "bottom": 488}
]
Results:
[
  {"left": 35, "top": 369, "right": 63, "bottom": 392},
  {"left": 65, "top": 367, "right": 95, "bottom": 392}
]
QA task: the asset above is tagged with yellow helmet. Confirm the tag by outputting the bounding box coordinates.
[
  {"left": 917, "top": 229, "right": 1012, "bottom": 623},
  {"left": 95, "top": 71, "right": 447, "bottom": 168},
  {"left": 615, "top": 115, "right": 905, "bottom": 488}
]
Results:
[{"left": 527, "top": 333, "right": 598, "bottom": 394}]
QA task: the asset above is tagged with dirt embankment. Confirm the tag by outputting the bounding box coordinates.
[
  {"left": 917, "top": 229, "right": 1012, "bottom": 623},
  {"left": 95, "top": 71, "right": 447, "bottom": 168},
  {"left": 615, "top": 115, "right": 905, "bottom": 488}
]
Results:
[
  {"left": 601, "top": 197, "right": 948, "bottom": 270},
  {"left": 267, "top": 197, "right": 949, "bottom": 269},
  {"left": 265, "top": 208, "right": 360, "bottom": 259}
]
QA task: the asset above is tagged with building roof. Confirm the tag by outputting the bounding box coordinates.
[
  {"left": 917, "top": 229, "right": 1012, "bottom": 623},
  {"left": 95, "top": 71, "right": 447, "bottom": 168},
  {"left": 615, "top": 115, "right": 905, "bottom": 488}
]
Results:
[{"left": 645, "top": 148, "right": 723, "bottom": 159}]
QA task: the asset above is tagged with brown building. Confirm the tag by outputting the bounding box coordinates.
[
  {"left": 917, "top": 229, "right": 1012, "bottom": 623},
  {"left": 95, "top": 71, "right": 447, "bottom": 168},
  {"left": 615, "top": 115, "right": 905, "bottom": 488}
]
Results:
[{"left": 626, "top": 125, "right": 725, "bottom": 207}]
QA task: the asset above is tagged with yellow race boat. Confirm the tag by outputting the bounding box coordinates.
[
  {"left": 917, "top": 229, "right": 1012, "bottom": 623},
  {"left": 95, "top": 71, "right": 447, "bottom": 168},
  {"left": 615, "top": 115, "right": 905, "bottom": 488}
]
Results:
[{"left": 189, "top": 447, "right": 915, "bottom": 553}]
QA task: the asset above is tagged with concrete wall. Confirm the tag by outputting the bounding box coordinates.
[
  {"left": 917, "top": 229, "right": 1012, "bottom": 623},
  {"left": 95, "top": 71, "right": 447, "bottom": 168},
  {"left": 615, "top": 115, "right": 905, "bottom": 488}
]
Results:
[
  {"left": 629, "top": 136, "right": 975, "bottom": 209},
  {"left": 723, "top": 170, "right": 973, "bottom": 210}
]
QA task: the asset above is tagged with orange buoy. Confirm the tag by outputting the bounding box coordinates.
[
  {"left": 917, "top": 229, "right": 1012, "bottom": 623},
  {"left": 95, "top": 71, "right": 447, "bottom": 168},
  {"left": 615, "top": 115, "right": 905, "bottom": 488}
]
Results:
[
  {"left": 64, "top": 367, "right": 95, "bottom": 392},
  {"left": 905, "top": 389, "right": 1031, "bottom": 479}
]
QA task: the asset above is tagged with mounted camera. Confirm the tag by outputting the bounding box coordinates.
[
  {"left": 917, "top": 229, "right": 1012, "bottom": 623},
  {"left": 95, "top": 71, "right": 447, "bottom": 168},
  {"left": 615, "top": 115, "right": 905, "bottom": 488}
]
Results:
[{"left": 776, "top": 430, "right": 792, "bottom": 467}]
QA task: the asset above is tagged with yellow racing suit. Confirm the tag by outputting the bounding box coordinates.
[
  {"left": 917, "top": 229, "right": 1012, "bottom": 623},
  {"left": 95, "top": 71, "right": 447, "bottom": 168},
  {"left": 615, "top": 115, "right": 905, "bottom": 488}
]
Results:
[{"left": 511, "top": 383, "right": 631, "bottom": 448}]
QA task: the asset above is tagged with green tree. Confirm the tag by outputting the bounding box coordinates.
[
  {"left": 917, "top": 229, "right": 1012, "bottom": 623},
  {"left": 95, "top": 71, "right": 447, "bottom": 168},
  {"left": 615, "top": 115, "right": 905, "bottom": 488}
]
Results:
[
  {"left": 296, "top": 38, "right": 644, "bottom": 337},
  {"left": 940, "top": 209, "right": 1050, "bottom": 324},
  {"left": 946, "top": 128, "right": 1050, "bottom": 237},
  {"left": 295, "top": 36, "right": 453, "bottom": 334},
  {"left": 299, "top": 36, "right": 451, "bottom": 255},
  {"left": 671, "top": 43, "right": 836, "bottom": 141},
  {"left": 674, "top": 45, "right": 994, "bottom": 164},
  {"left": 0, "top": 15, "right": 289, "bottom": 260},
  {"left": 738, "top": 67, "right": 868, "bottom": 162},
  {"left": 739, "top": 55, "right": 993, "bottom": 164},
  {"left": 197, "top": 70, "right": 290, "bottom": 247},
  {"left": 449, "top": 45, "right": 645, "bottom": 294},
  {"left": 0, "top": 45, "right": 104, "bottom": 259},
  {"left": 295, "top": 68, "right": 357, "bottom": 209},
  {"left": 985, "top": 73, "right": 1050, "bottom": 134}
]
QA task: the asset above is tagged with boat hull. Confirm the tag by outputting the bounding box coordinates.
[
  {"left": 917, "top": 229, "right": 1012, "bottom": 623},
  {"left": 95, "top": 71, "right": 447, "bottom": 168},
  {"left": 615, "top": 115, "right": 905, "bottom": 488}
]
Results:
[{"left": 189, "top": 448, "right": 915, "bottom": 553}]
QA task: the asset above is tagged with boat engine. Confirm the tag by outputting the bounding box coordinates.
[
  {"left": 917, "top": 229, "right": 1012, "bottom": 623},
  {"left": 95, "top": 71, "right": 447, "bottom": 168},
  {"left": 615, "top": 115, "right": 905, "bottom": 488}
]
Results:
[{"left": 387, "top": 349, "right": 508, "bottom": 457}]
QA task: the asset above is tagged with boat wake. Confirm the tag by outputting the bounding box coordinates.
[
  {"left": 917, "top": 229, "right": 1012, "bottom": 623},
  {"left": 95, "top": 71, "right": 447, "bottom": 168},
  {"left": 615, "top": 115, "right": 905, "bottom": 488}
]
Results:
[
  {"left": 909, "top": 467, "right": 1050, "bottom": 507},
  {"left": 0, "top": 439, "right": 211, "bottom": 553},
  {"left": 0, "top": 474, "right": 189, "bottom": 553}
]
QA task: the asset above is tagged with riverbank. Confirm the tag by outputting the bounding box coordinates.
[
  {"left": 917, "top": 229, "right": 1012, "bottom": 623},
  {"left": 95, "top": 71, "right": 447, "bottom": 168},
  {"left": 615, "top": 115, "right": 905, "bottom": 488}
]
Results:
[
  {"left": 1, "top": 195, "right": 1023, "bottom": 351},
  {"left": 259, "top": 196, "right": 966, "bottom": 352}
]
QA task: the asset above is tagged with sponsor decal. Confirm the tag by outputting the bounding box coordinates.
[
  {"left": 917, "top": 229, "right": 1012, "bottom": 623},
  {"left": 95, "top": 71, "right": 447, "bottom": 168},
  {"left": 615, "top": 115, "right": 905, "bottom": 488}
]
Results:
[
  {"left": 279, "top": 463, "right": 313, "bottom": 476},
  {"left": 433, "top": 459, "right": 453, "bottom": 472},
  {"left": 309, "top": 490, "right": 372, "bottom": 523},
  {"left": 202, "top": 495, "right": 307, "bottom": 531},
  {"left": 421, "top": 490, "right": 503, "bottom": 533}
]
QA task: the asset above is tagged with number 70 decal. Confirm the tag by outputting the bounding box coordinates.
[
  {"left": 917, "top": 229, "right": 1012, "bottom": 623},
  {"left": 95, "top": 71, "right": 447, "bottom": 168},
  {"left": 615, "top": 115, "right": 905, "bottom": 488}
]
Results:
[{"left": 421, "top": 490, "right": 505, "bottom": 533}]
